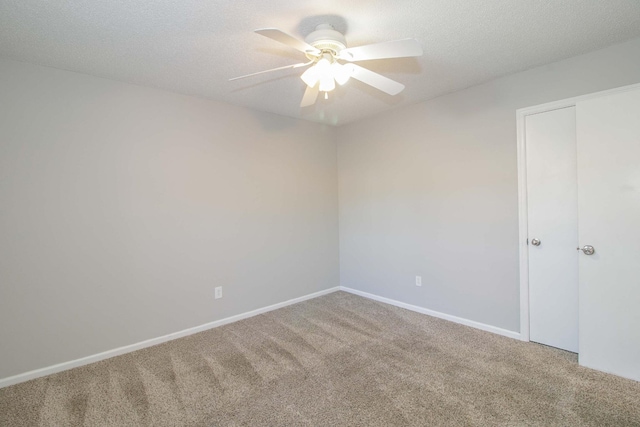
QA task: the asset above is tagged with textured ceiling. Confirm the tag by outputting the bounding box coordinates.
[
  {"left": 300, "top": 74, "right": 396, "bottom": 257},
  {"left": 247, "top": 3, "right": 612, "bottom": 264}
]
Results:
[{"left": 2, "top": 1, "right": 640, "bottom": 126}]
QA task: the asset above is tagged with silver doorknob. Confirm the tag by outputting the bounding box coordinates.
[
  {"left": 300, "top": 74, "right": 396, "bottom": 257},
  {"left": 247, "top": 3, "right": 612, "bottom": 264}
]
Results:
[
  {"left": 531, "top": 238, "right": 541, "bottom": 246},
  {"left": 577, "top": 245, "right": 595, "bottom": 255}
]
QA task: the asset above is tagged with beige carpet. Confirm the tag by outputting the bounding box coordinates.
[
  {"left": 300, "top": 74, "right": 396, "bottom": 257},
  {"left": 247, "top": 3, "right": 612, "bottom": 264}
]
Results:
[{"left": 1, "top": 291, "right": 640, "bottom": 426}]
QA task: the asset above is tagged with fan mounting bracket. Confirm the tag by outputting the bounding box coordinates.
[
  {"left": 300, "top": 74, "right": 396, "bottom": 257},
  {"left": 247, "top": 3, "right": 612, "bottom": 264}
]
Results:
[{"left": 305, "top": 24, "right": 347, "bottom": 59}]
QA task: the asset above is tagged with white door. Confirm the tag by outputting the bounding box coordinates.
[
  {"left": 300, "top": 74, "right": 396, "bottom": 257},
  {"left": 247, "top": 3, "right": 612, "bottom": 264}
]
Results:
[
  {"left": 576, "top": 87, "right": 640, "bottom": 381},
  {"left": 526, "top": 107, "right": 579, "bottom": 353}
]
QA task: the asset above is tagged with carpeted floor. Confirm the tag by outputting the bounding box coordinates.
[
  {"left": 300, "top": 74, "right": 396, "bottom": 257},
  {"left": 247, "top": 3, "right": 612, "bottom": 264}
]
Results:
[{"left": 1, "top": 291, "right": 640, "bottom": 426}]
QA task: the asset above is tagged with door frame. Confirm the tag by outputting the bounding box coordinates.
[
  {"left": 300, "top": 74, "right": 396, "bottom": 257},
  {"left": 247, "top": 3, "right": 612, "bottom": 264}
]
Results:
[{"left": 516, "top": 83, "right": 640, "bottom": 343}]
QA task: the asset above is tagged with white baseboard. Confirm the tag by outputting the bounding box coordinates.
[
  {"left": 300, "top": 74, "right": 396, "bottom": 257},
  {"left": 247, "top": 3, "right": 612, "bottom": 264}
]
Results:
[
  {"left": 0, "top": 286, "right": 340, "bottom": 389},
  {"left": 1, "top": 285, "right": 521, "bottom": 389},
  {"left": 339, "top": 286, "right": 521, "bottom": 340}
]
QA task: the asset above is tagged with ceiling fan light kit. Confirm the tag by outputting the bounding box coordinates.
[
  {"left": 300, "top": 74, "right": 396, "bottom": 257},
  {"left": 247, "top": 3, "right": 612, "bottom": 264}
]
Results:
[
  {"left": 230, "top": 23, "right": 423, "bottom": 108},
  {"left": 300, "top": 55, "right": 352, "bottom": 92}
]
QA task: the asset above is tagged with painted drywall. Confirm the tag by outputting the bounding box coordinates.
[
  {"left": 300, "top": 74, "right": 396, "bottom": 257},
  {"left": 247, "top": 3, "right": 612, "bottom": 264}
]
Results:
[
  {"left": 337, "top": 37, "right": 640, "bottom": 333},
  {"left": 0, "top": 59, "right": 338, "bottom": 379}
]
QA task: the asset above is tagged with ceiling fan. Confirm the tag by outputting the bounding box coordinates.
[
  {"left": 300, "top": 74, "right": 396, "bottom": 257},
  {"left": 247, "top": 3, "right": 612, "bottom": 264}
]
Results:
[{"left": 230, "top": 24, "right": 423, "bottom": 107}]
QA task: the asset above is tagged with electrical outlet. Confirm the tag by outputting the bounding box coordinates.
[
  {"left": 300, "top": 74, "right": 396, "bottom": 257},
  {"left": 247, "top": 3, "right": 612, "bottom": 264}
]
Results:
[
  {"left": 416, "top": 276, "right": 422, "bottom": 286},
  {"left": 215, "top": 286, "right": 223, "bottom": 299}
]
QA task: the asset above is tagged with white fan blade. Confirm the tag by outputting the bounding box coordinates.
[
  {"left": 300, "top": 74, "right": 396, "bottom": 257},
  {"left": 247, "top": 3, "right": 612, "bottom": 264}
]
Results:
[
  {"left": 229, "top": 61, "right": 312, "bottom": 81},
  {"left": 255, "top": 28, "right": 320, "bottom": 55},
  {"left": 348, "top": 64, "right": 405, "bottom": 96},
  {"left": 338, "top": 38, "right": 422, "bottom": 62},
  {"left": 300, "top": 83, "right": 319, "bottom": 108}
]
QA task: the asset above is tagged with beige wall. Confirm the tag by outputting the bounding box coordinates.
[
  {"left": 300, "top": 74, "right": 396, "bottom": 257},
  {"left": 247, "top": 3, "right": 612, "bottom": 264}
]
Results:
[
  {"left": 0, "top": 59, "right": 339, "bottom": 379},
  {"left": 337, "top": 37, "right": 640, "bottom": 332}
]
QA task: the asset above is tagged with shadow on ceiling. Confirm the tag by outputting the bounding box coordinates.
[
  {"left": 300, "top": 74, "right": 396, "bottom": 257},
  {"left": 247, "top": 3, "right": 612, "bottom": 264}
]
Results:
[{"left": 298, "top": 15, "right": 348, "bottom": 37}]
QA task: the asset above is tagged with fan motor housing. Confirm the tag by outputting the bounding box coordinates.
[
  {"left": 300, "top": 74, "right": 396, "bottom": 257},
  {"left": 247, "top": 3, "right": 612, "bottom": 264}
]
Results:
[{"left": 305, "top": 24, "right": 346, "bottom": 55}]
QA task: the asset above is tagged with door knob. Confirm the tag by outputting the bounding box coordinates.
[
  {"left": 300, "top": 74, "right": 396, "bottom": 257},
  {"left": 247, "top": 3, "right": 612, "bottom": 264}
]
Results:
[
  {"left": 577, "top": 245, "right": 595, "bottom": 255},
  {"left": 531, "top": 238, "right": 541, "bottom": 246}
]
